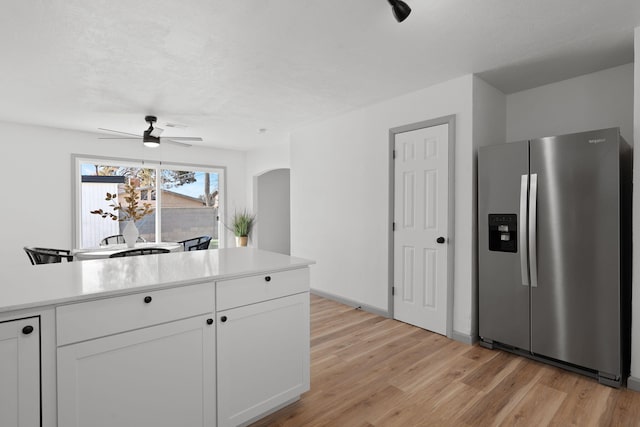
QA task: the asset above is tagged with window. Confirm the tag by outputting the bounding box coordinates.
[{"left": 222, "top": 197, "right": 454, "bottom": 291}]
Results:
[
  {"left": 140, "top": 189, "right": 156, "bottom": 201},
  {"left": 74, "top": 156, "right": 224, "bottom": 249}
]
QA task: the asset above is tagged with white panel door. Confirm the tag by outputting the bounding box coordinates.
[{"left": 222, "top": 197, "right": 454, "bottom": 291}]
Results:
[
  {"left": 57, "top": 315, "right": 215, "bottom": 427},
  {"left": 0, "top": 317, "right": 40, "bottom": 427},
  {"left": 393, "top": 123, "right": 449, "bottom": 335}
]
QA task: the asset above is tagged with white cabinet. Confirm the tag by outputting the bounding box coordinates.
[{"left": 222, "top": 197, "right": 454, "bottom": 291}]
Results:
[
  {"left": 58, "top": 315, "right": 215, "bottom": 427},
  {"left": 217, "top": 269, "right": 310, "bottom": 427},
  {"left": 2, "top": 248, "right": 313, "bottom": 427},
  {"left": 56, "top": 283, "right": 216, "bottom": 427},
  {"left": 0, "top": 316, "right": 40, "bottom": 427}
]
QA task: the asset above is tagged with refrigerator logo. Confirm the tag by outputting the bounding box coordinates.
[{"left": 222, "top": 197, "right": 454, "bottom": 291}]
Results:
[{"left": 588, "top": 138, "right": 606, "bottom": 144}]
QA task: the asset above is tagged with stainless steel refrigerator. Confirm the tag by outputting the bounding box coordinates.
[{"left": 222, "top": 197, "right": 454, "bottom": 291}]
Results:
[{"left": 478, "top": 128, "right": 631, "bottom": 387}]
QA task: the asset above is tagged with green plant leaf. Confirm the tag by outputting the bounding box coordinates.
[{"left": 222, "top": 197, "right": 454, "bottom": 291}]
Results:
[{"left": 224, "top": 208, "right": 256, "bottom": 237}]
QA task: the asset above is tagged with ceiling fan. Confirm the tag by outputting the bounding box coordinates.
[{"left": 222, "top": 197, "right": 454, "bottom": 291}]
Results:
[{"left": 98, "top": 115, "right": 202, "bottom": 148}]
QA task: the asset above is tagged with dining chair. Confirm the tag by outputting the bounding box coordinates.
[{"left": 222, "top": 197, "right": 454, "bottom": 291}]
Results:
[
  {"left": 178, "top": 235, "right": 212, "bottom": 251},
  {"left": 100, "top": 234, "right": 147, "bottom": 245},
  {"left": 109, "top": 248, "right": 170, "bottom": 258},
  {"left": 24, "top": 247, "right": 74, "bottom": 265}
]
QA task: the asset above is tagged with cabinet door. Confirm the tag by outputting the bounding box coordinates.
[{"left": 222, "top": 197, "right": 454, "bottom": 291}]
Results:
[
  {"left": 57, "top": 315, "right": 215, "bottom": 427},
  {"left": 0, "top": 317, "right": 40, "bottom": 427},
  {"left": 217, "top": 292, "right": 310, "bottom": 427}
]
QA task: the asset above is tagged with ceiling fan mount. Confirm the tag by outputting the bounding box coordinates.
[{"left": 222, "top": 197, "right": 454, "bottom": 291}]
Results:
[{"left": 98, "top": 115, "right": 203, "bottom": 148}]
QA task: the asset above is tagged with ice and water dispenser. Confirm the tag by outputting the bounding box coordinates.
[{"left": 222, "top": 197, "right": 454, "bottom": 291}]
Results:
[{"left": 488, "top": 214, "right": 517, "bottom": 252}]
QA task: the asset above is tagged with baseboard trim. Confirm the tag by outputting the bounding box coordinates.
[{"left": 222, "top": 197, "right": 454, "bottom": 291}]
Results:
[
  {"left": 627, "top": 376, "right": 640, "bottom": 391},
  {"left": 451, "top": 331, "right": 477, "bottom": 345},
  {"left": 310, "top": 288, "right": 390, "bottom": 318},
  {"left": 310, "top": 289, "right": 480, "bottom": 345}
]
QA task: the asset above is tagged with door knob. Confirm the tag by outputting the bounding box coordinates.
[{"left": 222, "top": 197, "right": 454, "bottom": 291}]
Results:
[{"left": 436, "top": 237, "right": 446, "bottom": 244}]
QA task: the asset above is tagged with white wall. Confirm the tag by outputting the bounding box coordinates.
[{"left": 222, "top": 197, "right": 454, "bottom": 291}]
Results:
[
  {"left": 506, "top": 63, "right": 634, "bottom": 144},
  {"left": 245, "top": 142, "right": 290, "bottom": 209},
  {"left": 471, "top": 77, "right": 507, "bottom": 336},
  {"left": 1, "top": 120, "right": 246, "bottom": 267},
  {"left": 631, "top": 27, "right": 640, "bottom": 386},
  {"left": 473, "top": 77, "right": 507, "bottom": 149},
  {"left": 291, "top": 75, "right": 476, "bottom": 337}
]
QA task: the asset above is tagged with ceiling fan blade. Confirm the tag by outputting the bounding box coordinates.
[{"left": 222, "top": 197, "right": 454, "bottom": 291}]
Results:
[
  {"left": 165, "top": 139, "right": 193, "bottom": 147},
  {"left": 150, "top": 127, "right": 164, "bottom": 137},
  {"left": 98, "top": 128, "right": 142, "bottom": 137},
  {"left": 98, "top": 137, "right": 142, "bottom": 139},
  {"left": 163, "top": 136, "right": 203, "bottom": 141}
]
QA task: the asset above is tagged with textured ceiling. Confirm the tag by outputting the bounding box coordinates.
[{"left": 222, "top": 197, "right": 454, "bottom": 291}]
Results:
[{"left": 0, "top": 0, "right": 639, "bottom": 150}]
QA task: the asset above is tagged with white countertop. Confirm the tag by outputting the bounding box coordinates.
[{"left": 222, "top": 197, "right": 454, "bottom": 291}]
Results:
[{"left": 0, "top": 248, "right": 314, "bottom": 314}]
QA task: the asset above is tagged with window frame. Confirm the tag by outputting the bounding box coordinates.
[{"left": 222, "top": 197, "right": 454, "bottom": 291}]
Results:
[{"left": 72, "top": 154, "right": 226, "bottom": 249}]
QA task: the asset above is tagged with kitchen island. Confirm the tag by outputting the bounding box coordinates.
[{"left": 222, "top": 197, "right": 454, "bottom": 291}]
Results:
[{"left": 0, "top": 248, "right": 314, "bottom": 427}]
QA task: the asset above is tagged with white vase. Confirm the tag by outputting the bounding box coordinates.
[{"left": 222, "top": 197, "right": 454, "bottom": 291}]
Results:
[
  {"left": 122, "top": 221, "right": 139, "bottom": 248},
  {"left": 235, "top": 236, "right": 248, "bottom": 247}
]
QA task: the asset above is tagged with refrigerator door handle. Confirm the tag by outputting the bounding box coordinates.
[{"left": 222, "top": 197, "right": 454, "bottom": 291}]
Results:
[
  {"left": 529, "top": 173, "right": 538, "bottom": 287},
  {"left": 519, "top": 174, "right": 529, "bottom": 286}
]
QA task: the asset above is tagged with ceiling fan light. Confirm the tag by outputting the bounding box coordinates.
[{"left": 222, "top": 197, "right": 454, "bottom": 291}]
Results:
[
  {"left": 143, "top": 130, "right": 160, "bottom": 148},
  {"left": 388, "top": 0, "right": 411, "bottom": 22}
]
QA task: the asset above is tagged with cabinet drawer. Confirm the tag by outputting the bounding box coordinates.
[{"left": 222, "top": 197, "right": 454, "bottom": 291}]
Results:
[
  {"left": 217, "top": 268, "right": 309, "bottom": 311},
  {"left": 57, "top": 282, "right": 215, "bottom": 346}
]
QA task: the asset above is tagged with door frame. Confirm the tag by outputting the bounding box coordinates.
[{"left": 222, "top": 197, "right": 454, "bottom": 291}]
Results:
[{"left": 388, "top": 114, "right": 456, "bottom": 338}]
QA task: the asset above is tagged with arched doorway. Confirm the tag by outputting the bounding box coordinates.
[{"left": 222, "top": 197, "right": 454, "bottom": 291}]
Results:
[{"left": 253, "top": 168, "right": 290, "bottom": 254}]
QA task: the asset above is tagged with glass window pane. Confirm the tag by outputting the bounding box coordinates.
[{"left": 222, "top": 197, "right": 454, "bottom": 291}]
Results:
[
  {"left": 80, "top": 163, "right": 156, "bottom": 247},
  {"left": 77, "top": 157, "right": 224, "bottom": 250},
  {"left": 160, "top": 169, "right": 219, "bottom": 249}
]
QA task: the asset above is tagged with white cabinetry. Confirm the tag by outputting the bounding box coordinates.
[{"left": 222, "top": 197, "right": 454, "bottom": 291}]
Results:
[
  {"left": 56, "top": 282, "right": 216, "bottom": 427},
  {"left": 0, "top": 316, "right": 40, "bottom": 427},
  {"left": 217, "top": 268, "right": 310, "bottom": 427},
  {"left": 0, "top": 249, "right": 313, "bottom": 427}
]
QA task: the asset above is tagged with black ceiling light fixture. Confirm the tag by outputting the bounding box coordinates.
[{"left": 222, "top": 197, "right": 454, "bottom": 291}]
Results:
[
  {"left": 142, "top": 115, "right": 162, "bottom": 148},
  {"left": 388, "top": 0, "right": 411, "bottom": 22}
]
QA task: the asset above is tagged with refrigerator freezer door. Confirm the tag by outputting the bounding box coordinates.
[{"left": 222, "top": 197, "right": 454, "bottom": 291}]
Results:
[
  {"left": 478, "top": 141, "right": 530, "bottom": 351},
  {"left": 529, "top": 128, "right": 620, "bottom": 376}
]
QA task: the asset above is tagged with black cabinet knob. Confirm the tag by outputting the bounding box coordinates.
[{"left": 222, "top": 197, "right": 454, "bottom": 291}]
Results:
[
  {"left": 206, "top": 318, "right": 214, "bottom": 325},
  {"left": 220, "top": 316, "right": 228, "bottom": 323},
  {"left": 22, "top": 325, "right": 34, "bottom": 335},
  {"left": 144, "top": 296, "right": 152, "bottom": 304},
  {"left": 436, "top": 237, "right": 446, "bottom": 244},
  {"left": 265, "top": 276, "right": 271, "bottom": 282}
]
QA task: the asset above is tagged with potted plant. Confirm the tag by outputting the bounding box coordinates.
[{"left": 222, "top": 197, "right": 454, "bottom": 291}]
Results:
[
  {"left": 226, "top": 209, "right": 256, "bottom": 247},
  {"left": 90, "top": 182, "right": 154, "bottom": 247}
]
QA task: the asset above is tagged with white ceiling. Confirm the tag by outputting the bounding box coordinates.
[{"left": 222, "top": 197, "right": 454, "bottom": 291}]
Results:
[{"left": 1, "top": 0, "right": 639, "bottom": 151}]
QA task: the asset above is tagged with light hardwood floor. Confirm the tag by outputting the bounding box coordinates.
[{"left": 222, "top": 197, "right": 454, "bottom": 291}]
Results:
[{"left": 251, "top": 294, "right": 640, "bottom": 427}]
